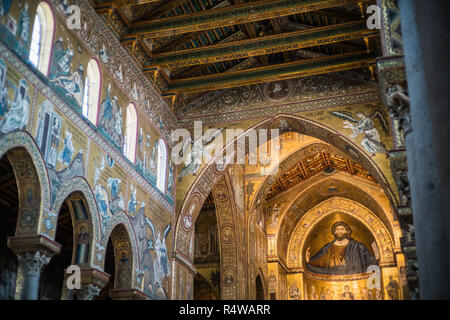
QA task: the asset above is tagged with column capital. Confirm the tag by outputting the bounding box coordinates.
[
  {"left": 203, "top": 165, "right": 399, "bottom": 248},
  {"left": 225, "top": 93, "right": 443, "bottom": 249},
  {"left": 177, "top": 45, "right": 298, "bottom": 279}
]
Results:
[
  {"left": 386, "top": 83, "right": 412, "bottom": 136},
  {"left": 16, "top": 251, "right": 51, "bottom": 277},
  {"left": 376, "top": 56, "right": 412, "bottom": 142},
  {"left": 79, "top": 284, "right": 102, "bottom": 300},
  {"left": 68, "top": 267, "right": 110, "bottom": 300}
]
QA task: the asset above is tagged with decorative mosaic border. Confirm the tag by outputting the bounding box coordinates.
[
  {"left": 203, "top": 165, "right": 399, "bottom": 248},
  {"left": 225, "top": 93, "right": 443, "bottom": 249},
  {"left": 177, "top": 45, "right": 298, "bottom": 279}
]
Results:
[{"left": 179, "top": 90, "right": 381, "bottom": 127}]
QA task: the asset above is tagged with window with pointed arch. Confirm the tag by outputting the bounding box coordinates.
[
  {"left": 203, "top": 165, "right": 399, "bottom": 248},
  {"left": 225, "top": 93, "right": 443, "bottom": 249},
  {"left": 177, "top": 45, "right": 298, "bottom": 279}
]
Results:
[
  {"left": 29, "top": 2, "right": 54, "bottom": 76},
  {"left": 81, "top": 59, "right": 101, "bottom": 124},
  {"left": 124, "top": 103, "right": 138, "bottom": 162},
  {"left": 156, "top": 139, "right": 168, "bottom": 193}
]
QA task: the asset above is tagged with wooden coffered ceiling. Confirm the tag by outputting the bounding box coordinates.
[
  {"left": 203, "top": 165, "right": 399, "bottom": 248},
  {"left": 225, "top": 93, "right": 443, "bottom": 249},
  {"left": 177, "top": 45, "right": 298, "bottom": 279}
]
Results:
[
  {"left": 265, "top": 150, "right": 375, "bottom": 200},
  {"left": 95, "top": 0, "right": 380, "bottom": 110}
]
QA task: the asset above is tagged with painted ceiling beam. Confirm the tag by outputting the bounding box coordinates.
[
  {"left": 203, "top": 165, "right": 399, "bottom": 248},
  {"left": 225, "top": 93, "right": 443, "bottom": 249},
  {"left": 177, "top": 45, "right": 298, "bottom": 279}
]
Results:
[
  {"left": 164, "top": 51, "right": 376, "bottom": 93},
  {"left": 140, "top": 0, "right": 190, "bottom": 19},
  {"left": 145, "top": 21, "right": 377, "bottom": 68},
  {"left": 127, "top": 0, "right": 369, "bottom": 38}
]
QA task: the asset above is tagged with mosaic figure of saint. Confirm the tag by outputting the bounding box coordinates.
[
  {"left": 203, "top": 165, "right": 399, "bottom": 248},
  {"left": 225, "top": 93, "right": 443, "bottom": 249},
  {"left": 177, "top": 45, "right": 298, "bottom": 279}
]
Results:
[
  {"left": 0, "top": 84, "right": 8, "bottom": 117},
  {"left": 306, "top": 221, "right": 378, "bottom": 275},
  {"left": 101, "top": 83, "right": 113, "bottom": 125},
  {"left": 385, "top": 276, "right": 400, "bottom": 300},
  {"left": 16, "top": 2, "right": 30, "bottom": 59},
  {"left": 167, "top": 162, "right": 174, "bottom": 194},
  {"left": 94, "top": 185, "right": 108, "bottom": 217},
  {"left": 99, "top": 42, "right": 109, "bottom": 63},
  {"left": 341, "top": 286, "right": 354, "bottom": 300},
  {"left": 114, "top": 107, "right": 123, "bottom": 138},
  {"left": 107, "top": 177, "right": 121, "bottom": 200},
  {"left": 75, "top": 225, "right": 90, "bottom": 264},
  {"left": 57, "top": 0, "right": 71, "bottom": 16},
  {"left": 57, "top": 130, "right": 74, "bottom": 167},
  {"left": 127, "top": 185, "right": 138, "bottom": 215},
  {"left": 0, "top": 0, "right": 12, "bottom": 18}
]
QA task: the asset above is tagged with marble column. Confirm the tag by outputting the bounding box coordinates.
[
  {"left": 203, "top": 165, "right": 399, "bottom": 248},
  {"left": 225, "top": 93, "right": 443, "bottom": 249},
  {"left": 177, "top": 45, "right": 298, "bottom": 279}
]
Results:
[
  {"left": 398, "top": 0, "right": 450, "bottom": 299},
  {"left": 16, "top": 252, "right": 51, "bottom": 300},
  {"left": 7, "top": 235, "right": 61, "bottom": 300}
]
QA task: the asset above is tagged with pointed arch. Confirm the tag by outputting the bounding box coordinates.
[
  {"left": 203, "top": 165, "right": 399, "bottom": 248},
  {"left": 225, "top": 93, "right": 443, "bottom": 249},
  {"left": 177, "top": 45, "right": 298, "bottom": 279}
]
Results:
[
  {"left": 101, "top": 213, "right": 140, "bottom": 288},
  {"left": 0, "top": 130, "right": 51, "bottom": 234},
  {"left": 51, "top": 176, "right": 101, "bottom": 266},
  {"left": 103, "top": 218, "right": 140, "bottom": 289}
]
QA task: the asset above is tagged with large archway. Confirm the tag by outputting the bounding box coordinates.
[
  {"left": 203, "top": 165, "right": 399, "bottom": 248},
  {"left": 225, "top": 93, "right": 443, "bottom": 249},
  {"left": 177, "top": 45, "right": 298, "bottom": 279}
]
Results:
[
  {"left": 40, "top": 190, "right": 99, "bottom": 299},
  {"left": 0, "top": 131, "right": 52, "bottom": 238},
  {"left": 283, "top": 197, "right": 404, "bottom": 300},
  {"left": 97, "top": 222, "right": 136, "bottom": 300},
  {"left": 0, "top": 151, "right": 20, "bottom": 299},
  {"left": 192, "top": 192, "right": 220, "bottom": 300},
  {"left": 174, "top": 113, "right": 402, "bottom": 300},
  {"left": 255, "top": 275, "right": 265, "bottom": 300},
  {"left": 175, "top": 114, "right": 398, "bottom": 299}
]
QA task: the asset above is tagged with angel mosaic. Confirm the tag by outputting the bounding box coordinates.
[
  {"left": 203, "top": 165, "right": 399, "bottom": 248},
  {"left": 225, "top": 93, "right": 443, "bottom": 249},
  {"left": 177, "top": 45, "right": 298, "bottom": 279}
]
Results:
[
  {"left": 178, "top": 128, "right": 224, "bottom": 179},
  {"left": 131, "top": 207, "right": 171, "bottom": 299},
  {"left": 330, "top": 110, "right": 389, "bottom": 155}
]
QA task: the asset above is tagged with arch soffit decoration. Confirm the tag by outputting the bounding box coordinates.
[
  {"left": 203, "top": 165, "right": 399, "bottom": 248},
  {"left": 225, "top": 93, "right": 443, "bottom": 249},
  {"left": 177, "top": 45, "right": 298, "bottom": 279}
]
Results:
[
  {"left": 249, "top": 139, "right": 378, "bottom": 211},
  {"left": 255, "top": 267, "right": 267, "bottom": 298},
  {"left": 286, "top": 197, "right": 396, "bottom": 270},
  {"left": 50, "top": 176, "right": 102, "bottom": 267},
  {"left": 175, "top": 173, "right": 242, "bottom": 298},
  {"left": 175, "top": 114, "right": 396, "bottom": 256},
  {"left": 0, "top": 130, "right": 51, "bottom": 235},
  {"left": 272, "top": 174, "right": 400, "bottom": 263},
  {"left": 102, "top": 217, "right": 140, "bottom": 288}
]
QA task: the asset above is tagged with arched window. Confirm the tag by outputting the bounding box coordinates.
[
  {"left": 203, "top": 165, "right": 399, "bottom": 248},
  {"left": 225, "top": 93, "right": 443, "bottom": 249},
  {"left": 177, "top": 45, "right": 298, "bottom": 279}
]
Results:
[
  {"left": 156, "top": 139, "right": 167, "bottom": 193},
  {"left": 124, "top": 103, "right": 137, "bottom": 162},
  {"left": 29, "top": 2, "right": 54, "bottom": 76},
  {"left": 81, "top": 59, "right": 101, "bottom": 124}
]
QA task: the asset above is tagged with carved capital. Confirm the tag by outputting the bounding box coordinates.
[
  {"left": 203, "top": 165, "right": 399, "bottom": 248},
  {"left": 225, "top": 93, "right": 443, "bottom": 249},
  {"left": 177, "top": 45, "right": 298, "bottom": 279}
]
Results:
[
  {"left": 17, "top": 251, "right": 51, "bottom": 277},
  {"left": 388, "top": 150, "right": 411, "bottom": 208},
  {"left": 75, "top": 284, "right": 102, "bottom": 300},
  {"left": 386, "top": 84, "right": 412, "bottom": 137}
]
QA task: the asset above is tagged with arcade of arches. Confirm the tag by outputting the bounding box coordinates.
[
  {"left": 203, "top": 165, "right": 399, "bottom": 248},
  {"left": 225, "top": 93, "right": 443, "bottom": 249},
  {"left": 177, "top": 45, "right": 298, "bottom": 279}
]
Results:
[{"left": 0, "top": 0, "right": 450, "bottom": 300}]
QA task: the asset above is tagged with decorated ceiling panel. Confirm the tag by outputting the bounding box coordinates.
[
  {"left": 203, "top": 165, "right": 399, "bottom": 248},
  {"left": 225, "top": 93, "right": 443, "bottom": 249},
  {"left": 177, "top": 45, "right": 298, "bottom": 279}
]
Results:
[{"left": 95, "top": 0, "right": 380, "bottom": 111}]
